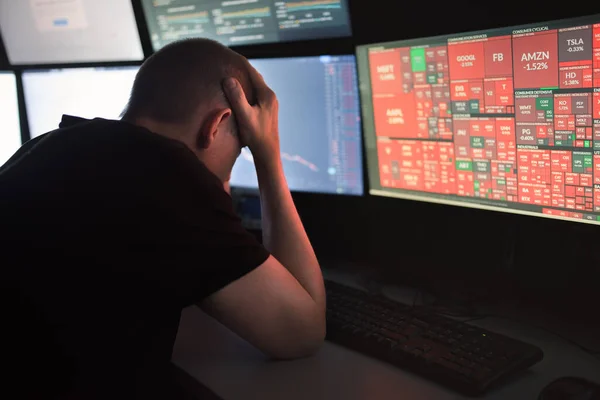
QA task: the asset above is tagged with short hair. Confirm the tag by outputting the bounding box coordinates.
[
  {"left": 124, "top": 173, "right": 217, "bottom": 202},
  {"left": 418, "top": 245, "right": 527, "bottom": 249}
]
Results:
[{"left": 122, "top": 38, "right": 253, "bottom": 123}]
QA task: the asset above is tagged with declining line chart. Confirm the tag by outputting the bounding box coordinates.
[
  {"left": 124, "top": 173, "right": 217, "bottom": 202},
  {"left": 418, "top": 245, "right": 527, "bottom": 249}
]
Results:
[
  {"left": 238, "top": 148, "right": 320, "bottom": 172},
  {"left": 282, "top": 153, "right": 320, "bottom": 172}
]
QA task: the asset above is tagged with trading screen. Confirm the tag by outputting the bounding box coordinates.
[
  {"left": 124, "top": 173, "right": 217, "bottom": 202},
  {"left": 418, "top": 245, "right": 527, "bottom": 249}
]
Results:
[
  {"left": 358, "top": 14, "right": 600, "bottom": 224},
  {"left": 141, "top": 0, "right": 352, "bottom": 50},
  {"left": 0, "top": 72, "right": 22, "bottom": 165},
  {"left": 0, "top": 0, "right": 144, "bottom": 64},
  {"left": 22, "top": 67, "right": 139, "bottom": 138},
  {"left": 230, "top": 55, "right": 363, "bottom": 195}
]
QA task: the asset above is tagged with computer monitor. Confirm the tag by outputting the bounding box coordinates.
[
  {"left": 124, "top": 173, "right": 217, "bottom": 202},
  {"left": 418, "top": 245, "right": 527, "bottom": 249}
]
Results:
[
  {"left": 0, "top": 72, "right": 22, "bottom": 165},
  {"left": 22, "top": 67, "right": 139, "bottom": 138},
  {"left": 230, "top": 55, "right": 363, "bottom": 195},
  {"left": 357, "top": 14, "right": 600, "bottom": 225},
  {"left": 141, "top": 0, "right": 352, "bottom": 51},
  {"left": 0, "top": 0, "right": 144, "bottom": 65}
]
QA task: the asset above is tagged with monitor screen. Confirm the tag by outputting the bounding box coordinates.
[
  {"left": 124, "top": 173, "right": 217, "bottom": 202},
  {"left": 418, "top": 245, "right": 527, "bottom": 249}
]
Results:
[
  {"left": 22, "top": 67, "right": 139, "bottom": 138},
  {"left": 230, "top": 55, "right": 363, "bottom": 195},
  {"left": 0, "top": 72, "right": 22, "bottom": 165},
  {"left": 0, "top": 0, "right": 144, "bottom": 64},
  {"left": 141, "top": 0, "right": 352, "bottom": 51},
  {"left": 357, "top": 14, "right": 600, "bottom": 224}
]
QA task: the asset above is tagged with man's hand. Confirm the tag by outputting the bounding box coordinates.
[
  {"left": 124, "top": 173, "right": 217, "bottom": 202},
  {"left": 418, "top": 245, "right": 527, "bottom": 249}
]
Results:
[{"left": 222, "top": 64, "right": 280, "bottom": 162}]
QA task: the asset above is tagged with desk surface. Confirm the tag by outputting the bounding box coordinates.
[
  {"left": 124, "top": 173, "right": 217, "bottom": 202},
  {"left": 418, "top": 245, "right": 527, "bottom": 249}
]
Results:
[{"left": 173, "top": 304, "right": 600, "bottom": 400}]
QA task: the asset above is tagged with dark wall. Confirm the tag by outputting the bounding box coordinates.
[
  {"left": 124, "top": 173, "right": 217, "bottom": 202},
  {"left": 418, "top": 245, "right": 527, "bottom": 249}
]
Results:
[{"left": 291, "top": 1, "right": 600, "bottom": 315}]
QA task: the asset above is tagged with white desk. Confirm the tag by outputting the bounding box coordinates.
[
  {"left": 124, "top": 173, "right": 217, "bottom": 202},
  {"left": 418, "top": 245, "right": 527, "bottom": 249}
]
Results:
[{"left": 173, "top": 305, "right": 600, "bottom": 400}]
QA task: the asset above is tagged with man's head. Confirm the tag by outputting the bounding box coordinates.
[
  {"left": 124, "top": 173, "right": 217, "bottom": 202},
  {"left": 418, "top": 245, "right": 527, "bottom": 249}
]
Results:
[{"left": 121, "top": 39, "right": 254, "bottom": 183}]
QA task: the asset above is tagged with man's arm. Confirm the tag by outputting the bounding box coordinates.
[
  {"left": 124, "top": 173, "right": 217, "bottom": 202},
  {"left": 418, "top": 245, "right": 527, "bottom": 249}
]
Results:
[
  {"left": 254, "top": 153, "right": 325, "bottom": 315},
  {"left": 200, "top": 67, "right": 325, "bottom": 359}
]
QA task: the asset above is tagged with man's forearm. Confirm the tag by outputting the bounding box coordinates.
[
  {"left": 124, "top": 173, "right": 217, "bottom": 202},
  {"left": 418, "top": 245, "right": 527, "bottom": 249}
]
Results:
[{"left": 255, "top": 155, "right": 325, "bottom": 311}]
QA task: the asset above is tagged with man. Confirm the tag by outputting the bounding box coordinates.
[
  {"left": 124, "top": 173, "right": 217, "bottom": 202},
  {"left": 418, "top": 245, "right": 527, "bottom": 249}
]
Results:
[{"left": 1, "top": 39, "right": 326, "bottom": 398}]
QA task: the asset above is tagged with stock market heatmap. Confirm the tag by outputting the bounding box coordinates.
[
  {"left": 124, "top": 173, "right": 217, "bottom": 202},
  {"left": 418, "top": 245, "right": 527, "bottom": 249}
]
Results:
[
  {"left": 141, "top": 0, "right": 352, "bottom": 50},
  {"left": 229, "top": 56, "right": 363, "bottom": 195},
  {"left": 358, "top": 14, "right": 600, "bottom": 224}
]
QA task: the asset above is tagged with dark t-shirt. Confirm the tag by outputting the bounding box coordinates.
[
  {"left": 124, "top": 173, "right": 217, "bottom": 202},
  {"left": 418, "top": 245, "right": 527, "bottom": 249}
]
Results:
[{"left": 0, "top": 116, "right": 269, "bottom": 399}]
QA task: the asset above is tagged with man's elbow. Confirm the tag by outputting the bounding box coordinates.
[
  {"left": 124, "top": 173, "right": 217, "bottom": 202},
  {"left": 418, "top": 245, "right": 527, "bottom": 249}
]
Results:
[
  {"left": 268, "top": 326, "right": 326, "bottom": 360},
  {"left": 265, "top": 314, "right": 326, "bottom": 360}
]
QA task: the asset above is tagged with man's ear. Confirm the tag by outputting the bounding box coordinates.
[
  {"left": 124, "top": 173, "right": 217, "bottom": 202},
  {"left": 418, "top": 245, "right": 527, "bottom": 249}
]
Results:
[{"left": 197, "top": 108, "right": 232, "bottom": 149}]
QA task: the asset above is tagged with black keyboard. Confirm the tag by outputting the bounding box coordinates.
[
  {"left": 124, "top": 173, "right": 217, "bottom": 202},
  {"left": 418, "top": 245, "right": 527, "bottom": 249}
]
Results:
[{"left": 325, "top": 280, "right": 544, "bottom": 396}]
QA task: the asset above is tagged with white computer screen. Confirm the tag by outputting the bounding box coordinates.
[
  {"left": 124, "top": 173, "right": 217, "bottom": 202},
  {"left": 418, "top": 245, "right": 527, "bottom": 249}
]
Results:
[
  {"left": 22, "top": 67, "right": 139, "bottom": 138},
  {"left": 230, "top": 56, "right": 363, "bottom": 195},
  {"left": 0, "top": 72, "right": 22, "bottom": 165},
  {"left": 0, "top": 0, "right": 144, "bottom": 64}
]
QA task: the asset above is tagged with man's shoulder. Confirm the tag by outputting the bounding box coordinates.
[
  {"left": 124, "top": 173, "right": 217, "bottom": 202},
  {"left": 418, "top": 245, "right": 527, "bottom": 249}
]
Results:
[
  {"left": 7, "top": 116, "right": 160, "bottom": 160},
  {"left": 2, "top": 116, "right": 222, "bottom": 201},
  {"left": 39, "top": 115, "right": 184, "bottom": 152},
  {"left": 12, "top": 116, "right": 206, "bottom": 174},
  {"left": 57, "top": 116, "right": 178, "bottom": 152}
]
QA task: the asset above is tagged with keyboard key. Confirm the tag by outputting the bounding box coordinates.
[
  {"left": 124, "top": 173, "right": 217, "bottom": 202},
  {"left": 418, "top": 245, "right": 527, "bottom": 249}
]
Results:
[
  {"left": 381, "top": 329, "right": 409, "bottom": 343},
  {"left": 413, "top": 319, "right": 429, "bottom": 329},
  {"left": 372, "top": 334, "right": 385, "bottom": 343},
  {"left": 411, "top": 349, "right": 424, "bottom": 357},
  {"left": 435, "top": 358, "right": 462, "bottom": 373},
  {"left": 398, "top": 344, "right": 415, "bottom": 353}
]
